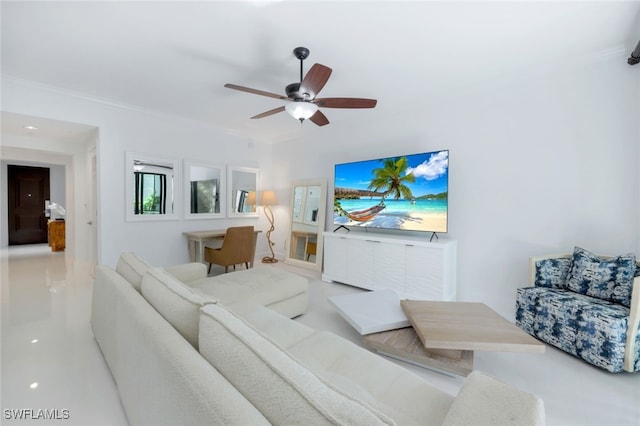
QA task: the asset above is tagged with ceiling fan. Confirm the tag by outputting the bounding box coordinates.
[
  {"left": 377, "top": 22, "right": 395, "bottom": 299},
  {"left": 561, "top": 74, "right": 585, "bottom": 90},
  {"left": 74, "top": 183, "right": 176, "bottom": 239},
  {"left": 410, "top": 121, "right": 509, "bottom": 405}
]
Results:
[{"left": 224, "top": 47, "right": 377, "bottom": 126}]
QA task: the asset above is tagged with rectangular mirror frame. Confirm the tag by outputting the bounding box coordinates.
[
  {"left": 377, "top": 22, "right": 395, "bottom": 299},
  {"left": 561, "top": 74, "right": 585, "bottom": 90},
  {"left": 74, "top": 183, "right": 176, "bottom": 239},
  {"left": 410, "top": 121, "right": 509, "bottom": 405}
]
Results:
[
  {"left": 125, "top": 151, "right": 180, "bottom": 221},
  {"left": 227, "top": 166, "right": 260, "bottom": 218},
  {"left": 285, "top": 178, "right": 327, "bottom": 271},
  {"left": 183, "top": 160, "right": 226, "bottom": 220}
]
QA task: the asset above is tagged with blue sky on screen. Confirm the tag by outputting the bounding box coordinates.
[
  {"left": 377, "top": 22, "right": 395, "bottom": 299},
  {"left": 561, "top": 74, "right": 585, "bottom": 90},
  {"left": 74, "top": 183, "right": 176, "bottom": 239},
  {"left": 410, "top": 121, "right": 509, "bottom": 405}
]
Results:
[{"left": 335, "top": 150, "right": 448, "bottom": 196}]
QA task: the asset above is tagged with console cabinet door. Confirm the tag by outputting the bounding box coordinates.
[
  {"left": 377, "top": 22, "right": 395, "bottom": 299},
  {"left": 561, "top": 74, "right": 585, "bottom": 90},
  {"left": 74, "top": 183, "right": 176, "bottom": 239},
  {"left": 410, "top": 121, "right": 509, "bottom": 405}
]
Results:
[
  {"left": 345, "top": 239, "right": 405, "bottom": 291},
  {"left": 405, "top": 244, "right": 444, "bottom": 300},
  {"left": 346, "top": 239, "right": 375, "bottom": 289},
  {"left": 323, "top": 235, "right": 348, "bottom": 282},
  {"left": 372, "top": 241, "right": 405, "bottom": 291}
]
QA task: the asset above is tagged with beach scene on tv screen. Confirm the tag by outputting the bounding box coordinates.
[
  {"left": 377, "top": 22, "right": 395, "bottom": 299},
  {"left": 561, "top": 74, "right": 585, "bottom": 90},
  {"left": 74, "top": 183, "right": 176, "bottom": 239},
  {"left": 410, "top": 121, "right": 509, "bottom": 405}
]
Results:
[{"left": 334, "top": 150, "right": 448, "bottom": 232}]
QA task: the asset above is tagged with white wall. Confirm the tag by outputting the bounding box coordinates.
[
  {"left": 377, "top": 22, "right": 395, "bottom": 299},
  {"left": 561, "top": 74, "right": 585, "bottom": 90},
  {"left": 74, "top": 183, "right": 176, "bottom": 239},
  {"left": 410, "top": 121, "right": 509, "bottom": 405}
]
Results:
[
  {"left": 273, "top": 50, "right": 639, "bottom": 318},
  {"left": 2, "top": 78, "right": 274, "bottom": 267},
  {"left": 3, "top": 48, "right": 637, "bottom": 314}
]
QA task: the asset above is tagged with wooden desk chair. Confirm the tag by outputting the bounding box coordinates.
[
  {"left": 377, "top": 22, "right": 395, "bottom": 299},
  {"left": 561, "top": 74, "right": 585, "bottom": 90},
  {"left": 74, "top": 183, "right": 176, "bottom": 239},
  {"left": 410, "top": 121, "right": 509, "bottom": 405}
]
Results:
[
  {"left": 204, "top": 226, "right": 255, "bottom": 273},
  {"left": 305, "top": 241, "right": 317, "bottom": 261}
]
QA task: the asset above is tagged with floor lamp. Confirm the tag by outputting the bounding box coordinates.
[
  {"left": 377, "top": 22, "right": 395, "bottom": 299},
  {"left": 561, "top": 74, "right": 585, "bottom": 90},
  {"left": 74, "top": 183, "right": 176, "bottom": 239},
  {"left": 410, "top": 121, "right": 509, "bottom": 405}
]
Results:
[{"left": 261, "top": 190, "right": 278, "bottom": 263}]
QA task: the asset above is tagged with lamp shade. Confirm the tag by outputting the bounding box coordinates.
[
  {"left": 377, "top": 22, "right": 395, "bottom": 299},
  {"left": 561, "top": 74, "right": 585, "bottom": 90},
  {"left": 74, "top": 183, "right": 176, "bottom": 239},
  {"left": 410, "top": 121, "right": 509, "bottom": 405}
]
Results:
[
  {"left": 285, "top": 101, "right": 318, "bottom": 121},
  {"left": 260, "top": 190, "right": 277, "bottom": 206}
]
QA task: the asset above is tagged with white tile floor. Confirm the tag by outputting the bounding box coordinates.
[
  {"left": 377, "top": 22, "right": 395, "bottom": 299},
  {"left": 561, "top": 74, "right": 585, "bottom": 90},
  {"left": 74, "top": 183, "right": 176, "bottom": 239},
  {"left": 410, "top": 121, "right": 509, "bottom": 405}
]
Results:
[
  {"left": 1, "top": 245, "right": 639, "bottom": 425},
  {"left": 1, "top": 245, "right": 127, "bottom": 425}
]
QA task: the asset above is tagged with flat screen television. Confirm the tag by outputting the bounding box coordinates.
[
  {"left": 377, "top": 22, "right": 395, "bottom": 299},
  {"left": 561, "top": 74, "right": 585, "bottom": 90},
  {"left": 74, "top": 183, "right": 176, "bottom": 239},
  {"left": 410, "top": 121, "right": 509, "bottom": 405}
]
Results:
[{"left": 333, "top": 149, "right": 448, "bottom": 233}]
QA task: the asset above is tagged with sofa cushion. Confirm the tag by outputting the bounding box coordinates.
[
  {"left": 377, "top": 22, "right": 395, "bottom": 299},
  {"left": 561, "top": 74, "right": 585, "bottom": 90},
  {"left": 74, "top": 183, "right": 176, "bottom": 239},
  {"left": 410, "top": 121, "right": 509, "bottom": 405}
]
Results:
[
  {"left": 225, "top": 301, "right": 317, "bottom": 350},
  {"left": 441, "top": 371, "right": 544, "bottom": 426},
  {"left": 517, "top": 287, "right": 607, "bottom": 357},
  {"left": 287, "top": 330, "right": 455, "bottom": 425},
  {"left": 164, "top": 262, "right": 207, "bottom": 283},
  {"left": 198, "top": 303, "right": 394, "bottom": 426},
  {"left": 534, "top": 257, "right": 572, "bottom": 289},
  {"left": 576, "top": 303, "right": 631, "bottom": 372},
  {"left": 566, "top": 246, "right": 636, "bottom": 307},
  {"left": 516, "top": 287, "right": 631, "bottom": 372},
  {"left": 189, "top": 267, "right": 308, "bottom": 316},
  {"left": 116, "top": 252, "right": 151, "bottom": 292},
  {"left": 141, "top": 268, "right": 215, "bottom": 349}
]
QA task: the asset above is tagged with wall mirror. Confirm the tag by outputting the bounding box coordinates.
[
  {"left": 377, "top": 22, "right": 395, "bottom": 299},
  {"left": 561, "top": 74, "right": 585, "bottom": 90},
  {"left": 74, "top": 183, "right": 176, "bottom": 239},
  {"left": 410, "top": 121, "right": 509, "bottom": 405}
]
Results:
[
  {"left": 285, "top": 178, "right": 327, "bottom": 271},
  {"left": 227, "top": 166, "right": 259, "bottom": 217},
  {"left": 125, "top": 151, "right": 179, "bottom": 221},
  {"left": 184, "top": 160, "right": 225, "bottom": 219}
]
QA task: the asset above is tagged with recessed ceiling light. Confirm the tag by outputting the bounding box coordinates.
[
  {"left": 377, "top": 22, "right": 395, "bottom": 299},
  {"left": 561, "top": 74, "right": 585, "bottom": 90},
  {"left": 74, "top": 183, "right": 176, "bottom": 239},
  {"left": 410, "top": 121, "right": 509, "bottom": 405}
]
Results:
[
  {"left": 30, "top": 382, "right": 39, "bottom": 389},
  {"left": 23, "top": 125, "right": 39, "bottom": 131}
]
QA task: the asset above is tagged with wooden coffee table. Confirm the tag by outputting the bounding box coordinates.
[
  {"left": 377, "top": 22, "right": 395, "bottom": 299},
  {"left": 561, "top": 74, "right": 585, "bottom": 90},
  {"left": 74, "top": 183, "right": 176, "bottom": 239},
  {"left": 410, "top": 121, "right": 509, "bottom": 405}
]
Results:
[{"left": 363, "top": 300, "right": 545, "bottom": 376}]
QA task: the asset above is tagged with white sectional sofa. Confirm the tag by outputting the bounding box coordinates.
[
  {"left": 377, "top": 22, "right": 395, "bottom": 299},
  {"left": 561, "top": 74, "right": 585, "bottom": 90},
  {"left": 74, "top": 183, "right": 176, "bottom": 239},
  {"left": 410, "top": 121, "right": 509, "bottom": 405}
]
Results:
[{"left": 90, "top": 252, "right": 545, "bottom": 425}]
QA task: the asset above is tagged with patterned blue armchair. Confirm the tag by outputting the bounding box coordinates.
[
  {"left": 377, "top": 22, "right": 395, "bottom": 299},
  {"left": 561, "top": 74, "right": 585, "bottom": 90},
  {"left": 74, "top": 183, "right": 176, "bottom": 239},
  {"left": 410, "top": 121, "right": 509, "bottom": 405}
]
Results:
[{"left": 516, "top": 247, "right": 640, "bottom": 373}]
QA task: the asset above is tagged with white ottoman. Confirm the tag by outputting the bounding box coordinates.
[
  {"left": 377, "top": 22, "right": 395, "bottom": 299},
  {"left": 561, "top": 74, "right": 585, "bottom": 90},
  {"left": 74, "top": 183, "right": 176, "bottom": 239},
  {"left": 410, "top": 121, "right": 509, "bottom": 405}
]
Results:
[{"left": 187, "top": 267, "right": 309, "bottom": 318}]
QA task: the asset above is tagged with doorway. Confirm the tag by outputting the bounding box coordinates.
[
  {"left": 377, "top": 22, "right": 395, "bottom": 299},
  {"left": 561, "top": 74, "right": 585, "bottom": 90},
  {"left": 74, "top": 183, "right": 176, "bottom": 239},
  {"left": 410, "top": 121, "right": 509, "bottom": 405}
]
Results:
[
  {"left": 2, "top": 112, "right": 99, "bottom": 263},
  {"left": 8, "top": 165, "right": 50, "bottom": 245}
]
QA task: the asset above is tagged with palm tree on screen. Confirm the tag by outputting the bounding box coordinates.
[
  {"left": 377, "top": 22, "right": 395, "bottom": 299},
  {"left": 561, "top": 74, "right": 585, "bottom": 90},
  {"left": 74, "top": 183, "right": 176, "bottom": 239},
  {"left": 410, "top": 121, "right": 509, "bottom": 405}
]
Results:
[{"left": 368, "top": 157, "right": 415, "bottom": 200}]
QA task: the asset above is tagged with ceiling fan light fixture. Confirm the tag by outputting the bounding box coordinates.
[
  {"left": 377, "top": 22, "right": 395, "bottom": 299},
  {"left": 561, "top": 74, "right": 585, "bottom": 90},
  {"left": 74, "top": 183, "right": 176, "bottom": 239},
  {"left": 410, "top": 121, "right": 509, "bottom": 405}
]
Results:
[{"left": 285, "top": 101, "right": 318, "bottom": 122}]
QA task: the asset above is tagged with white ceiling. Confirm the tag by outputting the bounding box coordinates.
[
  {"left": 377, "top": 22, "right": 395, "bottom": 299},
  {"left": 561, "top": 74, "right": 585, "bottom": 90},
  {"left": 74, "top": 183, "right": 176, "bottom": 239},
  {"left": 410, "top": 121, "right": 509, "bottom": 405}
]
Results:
[
  {"left": 1, "top": 111, "right": 98, "bottom": 143},
  {"left": 2, "top": 1, "right": 639, "bottom": 143}
]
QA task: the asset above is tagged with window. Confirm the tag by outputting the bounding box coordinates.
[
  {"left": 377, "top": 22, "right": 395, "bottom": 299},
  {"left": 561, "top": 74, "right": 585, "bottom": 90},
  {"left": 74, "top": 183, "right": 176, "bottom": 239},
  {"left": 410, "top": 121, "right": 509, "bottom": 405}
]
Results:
[{"left": 134, "top": 172, "right": 167, "bottom": 214}]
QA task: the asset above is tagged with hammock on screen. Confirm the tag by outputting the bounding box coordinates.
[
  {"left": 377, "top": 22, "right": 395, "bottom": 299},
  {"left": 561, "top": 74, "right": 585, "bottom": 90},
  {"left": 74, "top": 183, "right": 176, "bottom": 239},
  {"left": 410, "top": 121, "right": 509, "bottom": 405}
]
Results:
[{"left": 335, "top": 200, "right": 386, "bottom": 222}]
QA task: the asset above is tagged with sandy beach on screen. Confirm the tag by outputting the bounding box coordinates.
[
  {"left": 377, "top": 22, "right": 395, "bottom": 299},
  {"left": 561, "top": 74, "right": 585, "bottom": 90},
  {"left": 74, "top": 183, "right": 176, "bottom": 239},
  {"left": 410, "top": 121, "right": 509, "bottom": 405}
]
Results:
[
  {"left": 336, "top": 210, "right": 447, "bottom": 232},
  {"left": 402, "top": 211, "right": 447, "bottom": 232}
]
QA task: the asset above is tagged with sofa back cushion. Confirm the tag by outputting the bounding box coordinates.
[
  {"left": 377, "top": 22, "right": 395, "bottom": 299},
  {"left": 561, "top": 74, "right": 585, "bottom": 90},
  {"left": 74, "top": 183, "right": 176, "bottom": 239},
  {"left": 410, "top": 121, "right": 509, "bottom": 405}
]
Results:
[
  {"left": 141, "top": 267, "right": 215, "bottom": 349},
  {"left": 566, "top": 246, "right": 636, "bottom": 307},
  {"left": 189, "top": 267, "right": 309, "bottom": 317},
  {"left": 198, "top": 304, "right": 394, "bottom": 425},
  {"left": 116, "top": 252, "right": 151, "bottom": 292}
]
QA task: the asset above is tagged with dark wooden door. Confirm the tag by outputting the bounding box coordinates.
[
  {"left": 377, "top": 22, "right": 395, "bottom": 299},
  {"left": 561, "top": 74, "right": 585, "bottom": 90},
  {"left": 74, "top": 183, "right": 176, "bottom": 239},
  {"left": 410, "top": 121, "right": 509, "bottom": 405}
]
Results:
[{"left": 8, "top": 165, "right": 50, "bottom": 245}]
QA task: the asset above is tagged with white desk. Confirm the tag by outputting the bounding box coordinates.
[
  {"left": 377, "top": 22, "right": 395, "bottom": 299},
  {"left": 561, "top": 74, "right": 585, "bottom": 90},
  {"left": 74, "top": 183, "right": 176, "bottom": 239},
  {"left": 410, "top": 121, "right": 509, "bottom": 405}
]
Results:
[
  {"left": 328, "top": 289, "right": 410, "bottom": 335},
  {"left": 183, "top": 229, "right": 261, "bottom": 265}
]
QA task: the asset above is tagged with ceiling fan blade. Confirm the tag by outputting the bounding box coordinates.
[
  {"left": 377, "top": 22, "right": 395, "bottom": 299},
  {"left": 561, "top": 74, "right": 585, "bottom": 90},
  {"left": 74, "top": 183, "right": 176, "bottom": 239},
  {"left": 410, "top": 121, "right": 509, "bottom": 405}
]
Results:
[
  {"left": 251, "top": 106, "right": 286, "bottom": 119},
  {"left": 224, "top": 83, "right": 288, "bottom": 100},
  {"left": 309, "top": 110, "right": 330, "bottom": 127},
  {"left": 299, "top": 64, "right": 332, "bottom": 99},
  {"left": 314, "top": 97, "right": 377, "bottom": 109}
]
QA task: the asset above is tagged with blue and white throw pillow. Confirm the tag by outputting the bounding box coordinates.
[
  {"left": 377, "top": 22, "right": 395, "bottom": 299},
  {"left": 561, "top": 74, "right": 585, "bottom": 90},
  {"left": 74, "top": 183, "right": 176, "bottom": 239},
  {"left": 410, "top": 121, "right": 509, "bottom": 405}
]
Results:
[
  {"left": 566, "top": 246, "right": 636, "bottom": 307},
  {"left": 534, "top": 258, "right": 572, "bottom": 289}
]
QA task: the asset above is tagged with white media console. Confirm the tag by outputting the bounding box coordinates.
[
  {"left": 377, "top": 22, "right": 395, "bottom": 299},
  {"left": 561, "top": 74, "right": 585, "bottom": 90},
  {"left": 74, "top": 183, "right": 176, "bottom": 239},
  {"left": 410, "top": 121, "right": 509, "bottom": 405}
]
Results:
[{"left": 322, "top": 231, "right": 457, "bottom": 300}]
